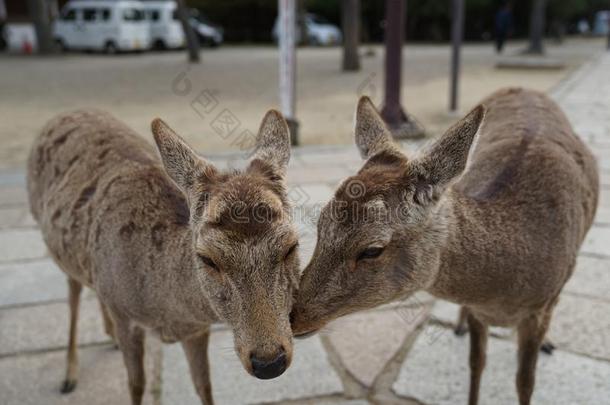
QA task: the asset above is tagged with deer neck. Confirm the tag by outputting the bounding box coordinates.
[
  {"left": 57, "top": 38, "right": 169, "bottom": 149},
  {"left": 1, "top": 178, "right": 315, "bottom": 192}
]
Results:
[
  {"left": 161, "top": 224, "right": 220, "bottom": 325},
  {"left": 425, "top": 189, "right": 492, "bottom": 306}
]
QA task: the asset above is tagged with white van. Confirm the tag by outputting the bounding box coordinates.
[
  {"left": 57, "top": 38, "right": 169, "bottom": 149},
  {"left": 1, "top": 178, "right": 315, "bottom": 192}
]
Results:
[
  {"left": 142, "top": 1, "right": 185, "bottom": 50},
  {"left": 54, "top": 0, "right": 150, "bottom": 53}
]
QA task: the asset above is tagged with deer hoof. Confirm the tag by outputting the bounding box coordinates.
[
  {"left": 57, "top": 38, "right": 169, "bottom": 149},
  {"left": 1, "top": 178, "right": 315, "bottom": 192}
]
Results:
[
  {"left": 540, "top": 341, "right": 556, "bottom": 355},
  {"left": 60, "top": 379, "right": 77, "bottom": 394},
  {"left": 454, "top": 325, "right": 468, "bottom": 336}
]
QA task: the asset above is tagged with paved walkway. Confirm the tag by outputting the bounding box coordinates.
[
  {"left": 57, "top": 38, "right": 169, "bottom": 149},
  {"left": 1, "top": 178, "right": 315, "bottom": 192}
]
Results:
[{"left": 1, "top": 53, "right": 609, "bottom": 405}]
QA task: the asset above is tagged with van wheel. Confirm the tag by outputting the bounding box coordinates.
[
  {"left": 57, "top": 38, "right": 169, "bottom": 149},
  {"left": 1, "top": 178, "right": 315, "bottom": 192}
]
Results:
[
  {"left": 55, "top": 38, "right": 67, "bottom": 52},
  {"left": 153, "top": 39, "right": 166, "bottom": 51},
  {"left": 104, "top": 41, "right": 118, "bottom": 55}
]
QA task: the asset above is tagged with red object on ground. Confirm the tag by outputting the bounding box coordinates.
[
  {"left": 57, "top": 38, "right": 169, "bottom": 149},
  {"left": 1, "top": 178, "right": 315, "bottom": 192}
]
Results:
[{"left": 22, "top": 38, "right": 32, "bottom": 54}]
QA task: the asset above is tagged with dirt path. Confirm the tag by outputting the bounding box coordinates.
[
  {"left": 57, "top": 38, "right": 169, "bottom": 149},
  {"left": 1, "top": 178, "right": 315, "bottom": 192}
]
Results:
[{"left": 0, "top": 37, "right": 605, "bottom": 170}]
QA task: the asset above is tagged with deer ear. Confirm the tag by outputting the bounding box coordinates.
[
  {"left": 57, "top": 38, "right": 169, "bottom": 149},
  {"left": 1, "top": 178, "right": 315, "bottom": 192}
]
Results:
[
  {"left": 410, "top": 105, "right": 485, "bottom": 205},
  {"left": 354, "top": 96, "right": 396, "bottom": 159},
  {"left": 250, "top": 109, "right": 291, "bottom": 178},
  {"left": 151, "top": 118, "right": 217, "bottom": 196}
]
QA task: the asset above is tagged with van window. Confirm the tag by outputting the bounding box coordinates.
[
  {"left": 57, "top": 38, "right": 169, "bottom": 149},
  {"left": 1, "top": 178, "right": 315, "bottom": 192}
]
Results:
[
  {"left": 101, "top": 9, "right": 111, "bottom": 21},
  {"left": 123, "top": 8, "right": 144, "bottom": 21},
  {"left": 61, "top": 9, "right": 77, "bottom": 21},
  {"left": 148, "top": 10, "right": 160, "bottom": 21},
  {"left": 83, "top": 8, "right": 97, "bottom": 22}
]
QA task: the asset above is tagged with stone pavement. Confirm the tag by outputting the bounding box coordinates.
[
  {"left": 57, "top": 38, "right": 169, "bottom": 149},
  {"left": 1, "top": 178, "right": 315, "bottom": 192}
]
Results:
[{"left": 1, "top": 53, "right": 610, "bottom": 405}]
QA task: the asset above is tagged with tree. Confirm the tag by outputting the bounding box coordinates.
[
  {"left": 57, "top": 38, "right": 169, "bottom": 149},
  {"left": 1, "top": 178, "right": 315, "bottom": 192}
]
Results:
[
  {"left": 341, "top": 0, "right": 360, "bottom": 71},
  {"left": 27, "top": 0, "right": 55, "bottom": 54},
  {"left": 526, "top": 0, "right": 547, "bottom": 54},
  {"left": 176, "top": 0, "right": 200, "bottom": 63}
]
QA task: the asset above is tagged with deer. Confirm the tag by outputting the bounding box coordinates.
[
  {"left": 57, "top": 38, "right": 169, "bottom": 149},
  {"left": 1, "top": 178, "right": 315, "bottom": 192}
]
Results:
[
  {"left": 290, "top": 88, "right": 599, "bottom": 405},
  {"left": 27, "top": 108, "right": 301, "bottom": 405}
]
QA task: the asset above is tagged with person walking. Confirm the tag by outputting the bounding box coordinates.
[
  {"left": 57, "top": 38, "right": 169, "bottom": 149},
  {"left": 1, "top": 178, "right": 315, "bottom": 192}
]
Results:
[{"left": 495, "top": 1, "right": 513, "bottom": 53}]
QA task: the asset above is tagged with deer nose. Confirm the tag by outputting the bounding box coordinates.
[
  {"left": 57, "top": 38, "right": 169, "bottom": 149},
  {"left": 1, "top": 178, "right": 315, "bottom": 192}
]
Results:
[{"left": 250, "top": 346, "right": 287, "bottom": 380}]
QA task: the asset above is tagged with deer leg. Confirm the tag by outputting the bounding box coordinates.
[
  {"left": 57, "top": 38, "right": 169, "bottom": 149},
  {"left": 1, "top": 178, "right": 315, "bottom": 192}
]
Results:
[
  {"left": 98, "top": 300, "right": 117, "bottom": 346},
  {"left": 454, "top": 305, "right": 470, "bottom": 336},
  {"left": 467, "top": 313, "right": 488, "bottom": 405},
  {"left": 114, "top": 316, "right": 146, "bottom": 405},
  {"left": 182, "top": 330, "right": 214, "bottom": 405},
  {"left": 516, "top": 312, "right": 550, "bottom": 405},
  {"left": 61, "top": 277, "right": 82, "bottom": 394}
]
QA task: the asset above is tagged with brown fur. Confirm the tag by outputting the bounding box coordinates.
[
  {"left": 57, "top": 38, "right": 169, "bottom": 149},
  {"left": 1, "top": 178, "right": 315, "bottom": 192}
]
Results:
[
  {"left": 291, "top": 88, "right": 599, "bottom": 405},
  {"left": 27, "top": 109, "right": 300, "bottom": 404}
]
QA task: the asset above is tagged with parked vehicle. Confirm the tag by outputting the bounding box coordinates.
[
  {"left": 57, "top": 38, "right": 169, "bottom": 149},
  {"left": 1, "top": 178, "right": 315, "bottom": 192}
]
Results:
[
  {"left": 189, "top": 9, "right": 223, "bottom": 47},
  {"left": 272, "top": 13, "right": 342, "bottom": 46},
  {"left": 54, "top": 0, "right": 150, "bottom": 53},
  {"left": 5, "top": 23, "right": 37, "bottom": 53},
  {"left": 142, "top": 1, "right": 184, "bottom": 50},
  {"left": 593, "top": 10, "right": 610, "bottom": 36}
]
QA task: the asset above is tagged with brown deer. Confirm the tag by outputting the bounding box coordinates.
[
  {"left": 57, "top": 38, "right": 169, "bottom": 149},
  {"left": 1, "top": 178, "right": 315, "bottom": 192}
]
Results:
[
  {"left": 27, "top": 108, "right": 300, "bottom": 405},
  {"left": 291, "top": 88, "right": 599, "bottom": 405}
]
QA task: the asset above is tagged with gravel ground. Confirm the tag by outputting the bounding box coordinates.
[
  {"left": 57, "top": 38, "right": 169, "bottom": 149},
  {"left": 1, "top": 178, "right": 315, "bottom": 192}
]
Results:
[{"left": 0, "top": 37, "right": 606, "bottom": 170}]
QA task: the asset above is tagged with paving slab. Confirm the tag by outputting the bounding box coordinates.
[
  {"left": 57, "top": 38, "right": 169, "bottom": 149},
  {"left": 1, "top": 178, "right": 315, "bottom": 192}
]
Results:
[
  {"left": 0, "top": 206, "right": 37, "bottom": 229},
  {"left": 581, "top": 226, "right": 610, "bottom": 257},
  {"left": 549, "top": 293, "right": 610, "bottom": 361},
  {"left": 430, "top": 300, "right": 513, "bottom": 339},
  {"left": 594, "top": 207, "right": 610, "bottom": 224},
  {"left": 0, "top": 185, "right": 29, "bottom": 207},
  {"left": 0, "top": 228, "right": 47, "bottom": 263},
  {"left": 277, "top": 400, "right": 370, "bottom": 405},
  {"left": 393, "top": 325, "right": 610, "bottom": 405},
  {"left": 0, "top": 344, "right": 156, "bottom": 405},
  {"left": 565, "top": 255, "right": 610, "bottom": 300},
  {"left": 287, "top": 166, "right": 351, "bottom": 185},
  {"left": 0, "top": 258, "right": 77, "bottom": 307},
  {"left": 291, "top": 183, "right": 334, "bottom": 207},
  {"left": 293, "top": 214, "right": 317, "bottom": 266},
  {"left": 0, "top": 170, "right": 26, "bottom": 187},
  {"left": 162, "top": 330, "right": 343, "bottom": 405},
  {"left": 0, "top": 298, "right": 110, "bottom": 356},
  {"left": 292, "top": 149, "right": 361, "bottom": 168},
  {"left": 327, "top": 307, "right": 429, "bottom": 387}
]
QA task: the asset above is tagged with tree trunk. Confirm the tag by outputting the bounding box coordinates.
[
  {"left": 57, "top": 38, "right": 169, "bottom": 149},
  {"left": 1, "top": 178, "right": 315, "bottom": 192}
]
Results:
[
  {"left": 27, "top": 0, "right": 55, "bottom": 54},
  {"left": 527, "top": 0, "right": 546, "bottom": 54},
  {"left": 175, "top": 0, "right": 200, "bottom": 63},
  {"left": 48, "top": 0, "right": 59, "bottom": 20},
  {"left": 297, "top": 0, "right": 307, "bottom": 45},
  {"left": 341, "top": 0, "right": 360, "bottom": 71},
  {"left": 278, "top": 0, "right": 299, "bottom": 145}
]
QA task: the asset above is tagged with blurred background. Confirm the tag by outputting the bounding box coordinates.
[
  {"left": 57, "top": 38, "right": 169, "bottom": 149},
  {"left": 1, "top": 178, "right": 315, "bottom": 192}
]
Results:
[
  {"left": 1, "top": 1, "right": 610, "bottom": 404},
  {"left": 0, "top": 0, "right": 609, "bottom": 171}
]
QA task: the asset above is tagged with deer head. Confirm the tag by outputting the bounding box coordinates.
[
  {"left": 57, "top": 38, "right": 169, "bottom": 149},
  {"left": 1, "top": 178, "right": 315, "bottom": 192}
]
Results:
[
  {"left": 291, "top": 97, "right": 484, "bottom": 337},
  {"left": 152, "top": 111, "right": 299, "bottom": 379}
]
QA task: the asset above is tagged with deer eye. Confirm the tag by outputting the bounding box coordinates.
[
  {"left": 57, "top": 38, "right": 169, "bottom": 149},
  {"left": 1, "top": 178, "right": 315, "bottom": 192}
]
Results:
[
  {"left": 198, "top": 254, "right": 218, "bottom": 271},
  {"left": 284, "top": 242, "right": 299, "bottom": 260},
  {"left": 357, "top": 247, "right": 384, "bottom": 261}
]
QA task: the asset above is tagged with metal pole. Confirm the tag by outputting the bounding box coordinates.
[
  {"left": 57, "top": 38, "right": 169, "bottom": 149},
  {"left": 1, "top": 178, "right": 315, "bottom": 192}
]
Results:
[
  {"left": 279, "top": 0, "right": 299, "bottom": 145},
  {"left": 449, "top": 0, "right": 464, "bottom": 113},
  {"left": 341, "top": 0, "right": 361, "bottom": 71},
  {"left": 381, "top": 0, "right": 423, "bottom": 139},
  {"left": 175, "top": 0, "right": 200, "bottom": 63},
  {"left": 381, "top": 0, "right": 403, "bottom": 125}
]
